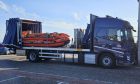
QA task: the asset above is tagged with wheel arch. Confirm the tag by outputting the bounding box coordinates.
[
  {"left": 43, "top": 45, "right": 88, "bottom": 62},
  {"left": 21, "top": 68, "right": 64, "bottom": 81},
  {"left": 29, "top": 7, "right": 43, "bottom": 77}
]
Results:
[{"left": 97, "top": 51, "right": 116, "bottom": 65}]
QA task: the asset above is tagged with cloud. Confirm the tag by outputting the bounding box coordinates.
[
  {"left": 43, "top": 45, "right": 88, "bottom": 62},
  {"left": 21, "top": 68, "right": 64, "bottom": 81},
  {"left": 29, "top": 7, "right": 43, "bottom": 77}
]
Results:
[
  {"left": 10, "top": 5, "right": 79, "bottom": 31},
  {"left": 73, "top": 12, "right": 81, "bottom": 21},
  {"left": 43, "top": 20, "right": 76, "bottom": 30},
  {"left": 10, "top": 5, "right": 77, "bottom": 31},
  {"left": 0, "top": 0, "right": 9, "bottom": 12},
  {"left": 85, "top": 15, "right": 90, "bottom": 22},
  {"left": 12, "top": 5, "right": 26, "bottom": 16},
  {"left": 12, "top": 5, "right": 40, "bottom": 19},
  {"left": 0, "top": 1, "right": 83, "bottom": 41}
]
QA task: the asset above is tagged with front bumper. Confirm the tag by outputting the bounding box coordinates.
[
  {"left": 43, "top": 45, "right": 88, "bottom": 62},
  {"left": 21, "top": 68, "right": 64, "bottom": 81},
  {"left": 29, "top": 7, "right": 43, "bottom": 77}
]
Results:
[
  {"left": 117, "top": 59, "right": 134, "bottom": 66},
  {"left": 116, "top": 53, "right": 135, "bottom": 66}
]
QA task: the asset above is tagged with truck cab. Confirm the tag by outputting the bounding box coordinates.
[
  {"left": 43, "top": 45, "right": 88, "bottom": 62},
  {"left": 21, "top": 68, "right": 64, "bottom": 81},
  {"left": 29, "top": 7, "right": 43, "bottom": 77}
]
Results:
[{"left": 83, "top": 15, "right": 137, "bottom": 68}]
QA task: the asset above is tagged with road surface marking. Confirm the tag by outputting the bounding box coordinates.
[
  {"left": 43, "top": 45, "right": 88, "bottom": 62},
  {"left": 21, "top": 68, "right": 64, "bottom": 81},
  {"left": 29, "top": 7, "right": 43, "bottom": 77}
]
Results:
[
  {"left": 57, "top": 81, "right": 69, "bottom": 84},
  {"left": 0, "top": 76, "right": 25, "bottom": 83},
  {"left": 95, "top": 80, "right": 114, "bottom": 84},
  {"left": 8, "top": 70, "right": 114, "bottom": 84},
  {"left": 0, "top": 68, "right": 18, "bottom": 71},
  {"left": 135, "top": 67, "right": 140, "bottom": 69}
]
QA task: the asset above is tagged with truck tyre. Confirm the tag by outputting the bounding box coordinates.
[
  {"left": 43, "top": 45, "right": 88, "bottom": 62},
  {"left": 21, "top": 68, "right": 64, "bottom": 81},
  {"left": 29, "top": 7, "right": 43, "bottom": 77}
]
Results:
[
  {"left": 99, "top": 53, "right": 116, "bottom": 68},
  {"left": 28, "top": 51, "right": 39, "bottom": 62}
]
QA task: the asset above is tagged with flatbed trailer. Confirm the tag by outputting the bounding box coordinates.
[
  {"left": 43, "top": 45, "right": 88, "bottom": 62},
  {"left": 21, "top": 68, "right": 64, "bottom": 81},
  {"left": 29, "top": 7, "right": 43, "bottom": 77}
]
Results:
[{"left": 22, "top": 47, "right": 95, "bottom": 64}]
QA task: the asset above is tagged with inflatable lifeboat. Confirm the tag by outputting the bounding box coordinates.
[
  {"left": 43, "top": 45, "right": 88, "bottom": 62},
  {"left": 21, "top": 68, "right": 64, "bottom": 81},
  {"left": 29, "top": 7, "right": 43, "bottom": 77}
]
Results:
[{"left": 22, "top": 32, "right": 70, "bottom": 47}]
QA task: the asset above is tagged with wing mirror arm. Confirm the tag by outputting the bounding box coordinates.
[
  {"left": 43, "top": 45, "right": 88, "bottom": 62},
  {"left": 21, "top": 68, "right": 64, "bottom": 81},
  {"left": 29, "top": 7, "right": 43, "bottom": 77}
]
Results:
[{"left": 133, "top": 29, "right": 136, "bottom": 32}]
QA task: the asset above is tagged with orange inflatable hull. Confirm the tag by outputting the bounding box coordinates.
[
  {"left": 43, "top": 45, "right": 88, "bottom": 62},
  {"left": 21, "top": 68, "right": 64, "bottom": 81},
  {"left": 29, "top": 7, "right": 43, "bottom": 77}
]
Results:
[{"left": 22, "top": 32, "right": 70, "bottom": 47}]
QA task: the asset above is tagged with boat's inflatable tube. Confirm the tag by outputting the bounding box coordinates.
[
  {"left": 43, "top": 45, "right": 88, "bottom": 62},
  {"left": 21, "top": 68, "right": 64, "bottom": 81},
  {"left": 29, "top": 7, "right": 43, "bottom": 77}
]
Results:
[{"left": 22, "top": 32, "right": 70, "bottom": 47}]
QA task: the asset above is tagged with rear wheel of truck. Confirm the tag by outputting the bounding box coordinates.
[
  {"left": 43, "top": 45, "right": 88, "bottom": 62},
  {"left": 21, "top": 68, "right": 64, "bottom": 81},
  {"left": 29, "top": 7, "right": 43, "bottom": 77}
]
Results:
[
  {"left": 28, "top": 51, "right": 40, "bottom": 62},
  {"left": 99, "top": 53, "right": 116, "bottom": 68}
]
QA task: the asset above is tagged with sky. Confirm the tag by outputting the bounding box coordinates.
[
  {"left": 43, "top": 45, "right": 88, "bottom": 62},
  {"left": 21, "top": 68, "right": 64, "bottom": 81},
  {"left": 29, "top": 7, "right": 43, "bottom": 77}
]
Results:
[{"left": 0, "top": 0, "right": 138, "bottom": 42}]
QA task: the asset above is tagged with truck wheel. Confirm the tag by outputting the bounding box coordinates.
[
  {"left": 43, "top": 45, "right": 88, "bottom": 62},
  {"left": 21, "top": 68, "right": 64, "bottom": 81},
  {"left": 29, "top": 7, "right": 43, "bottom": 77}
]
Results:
[
  {"left": 99, "top": 53, "right": 116, "bottom": 68},
  {"left": 28, "top": 51, "right": 39, "bottom": 62}
]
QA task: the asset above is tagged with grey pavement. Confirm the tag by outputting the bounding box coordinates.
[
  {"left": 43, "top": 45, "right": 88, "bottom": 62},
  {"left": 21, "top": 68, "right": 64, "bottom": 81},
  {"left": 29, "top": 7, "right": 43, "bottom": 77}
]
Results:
[{"left": 0, "top": 55, "right": 140, "bottom": 84}]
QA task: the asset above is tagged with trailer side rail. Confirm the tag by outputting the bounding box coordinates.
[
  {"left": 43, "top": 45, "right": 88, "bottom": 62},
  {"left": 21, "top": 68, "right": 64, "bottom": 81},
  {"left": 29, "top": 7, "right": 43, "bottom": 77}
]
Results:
[{"left": 22, "top": 47, "right": 90, "bottom": 52}]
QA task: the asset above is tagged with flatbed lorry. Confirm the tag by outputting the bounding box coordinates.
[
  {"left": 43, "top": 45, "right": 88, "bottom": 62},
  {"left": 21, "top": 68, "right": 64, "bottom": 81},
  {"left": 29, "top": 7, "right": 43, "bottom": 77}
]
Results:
[{"left": 3, "top": 14, "right": 137, "bottom": 68}]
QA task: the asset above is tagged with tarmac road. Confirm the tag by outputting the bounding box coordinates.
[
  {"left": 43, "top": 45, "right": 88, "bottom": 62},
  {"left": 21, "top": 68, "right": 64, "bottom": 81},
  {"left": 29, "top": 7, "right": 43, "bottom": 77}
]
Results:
[{"left": 0, "top": 55, "right": 140, "bottom": 84}]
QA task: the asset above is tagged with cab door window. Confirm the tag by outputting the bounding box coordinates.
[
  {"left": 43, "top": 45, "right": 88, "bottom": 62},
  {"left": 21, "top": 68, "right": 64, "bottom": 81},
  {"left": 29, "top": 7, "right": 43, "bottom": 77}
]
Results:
[{"left": 95, "top": 27, "right": 123, "bottom": 42}]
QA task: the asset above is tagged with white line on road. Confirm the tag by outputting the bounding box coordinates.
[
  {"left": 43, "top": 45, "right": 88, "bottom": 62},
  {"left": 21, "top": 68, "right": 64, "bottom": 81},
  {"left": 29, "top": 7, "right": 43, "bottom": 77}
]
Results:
[
  {"left": 9, "top": 70, "right": 114, "bottom": 84},
  {"left": 135, "top": 67, "right": 140, "bottom": 69},
  {"left": 0, "top": 76, "right": 25, "bottom": 83},
  {"left": 11, "top": 70, "right": 80, "bottom": 79},
  {"left": 0, "top": 68, "right": 19, "bottom": 71},
  {"left": 95, "top": 80, "right": 114, "bottom": 84}
]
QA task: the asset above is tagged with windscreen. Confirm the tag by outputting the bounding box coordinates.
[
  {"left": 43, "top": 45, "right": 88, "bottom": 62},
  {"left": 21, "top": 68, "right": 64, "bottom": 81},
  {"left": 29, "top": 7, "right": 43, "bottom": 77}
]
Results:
[
  {"left": 124, "top": 22, "right": 134, "bottom": 43},
  {"left": 125, "top": 28, "right": 134, "bottom": 42}
]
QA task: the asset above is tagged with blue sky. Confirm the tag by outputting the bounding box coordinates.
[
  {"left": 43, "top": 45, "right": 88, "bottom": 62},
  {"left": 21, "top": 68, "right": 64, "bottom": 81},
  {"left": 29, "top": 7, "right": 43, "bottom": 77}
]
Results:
[{"left": 0, "top": 0, "right": 138, "bottom": 42}]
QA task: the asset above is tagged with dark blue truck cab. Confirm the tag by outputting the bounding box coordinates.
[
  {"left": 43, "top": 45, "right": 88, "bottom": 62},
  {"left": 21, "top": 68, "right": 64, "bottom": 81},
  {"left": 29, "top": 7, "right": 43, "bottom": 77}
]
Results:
[{"left": 82, "top": 14, "right": 137, "bottom": 67}]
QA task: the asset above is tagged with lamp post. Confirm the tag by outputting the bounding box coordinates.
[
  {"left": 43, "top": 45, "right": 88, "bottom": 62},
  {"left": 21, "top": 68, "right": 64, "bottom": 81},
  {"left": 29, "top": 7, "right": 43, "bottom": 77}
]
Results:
[{"left": 138, "top": 0, "right": 140, "bottom": 64}]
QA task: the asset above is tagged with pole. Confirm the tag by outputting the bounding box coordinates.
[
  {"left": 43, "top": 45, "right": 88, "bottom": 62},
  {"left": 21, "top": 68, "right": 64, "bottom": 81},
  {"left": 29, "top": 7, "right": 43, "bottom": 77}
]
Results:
[{"left": 138, "top": 0, "right": 140, "bottom": 64}]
